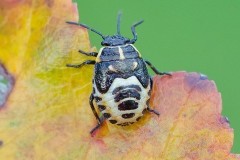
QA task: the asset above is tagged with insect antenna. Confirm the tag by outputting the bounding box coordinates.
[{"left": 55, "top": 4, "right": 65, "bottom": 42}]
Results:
[
  {"left": 117, "top": 11, "right": 122, "bottom": 35},
  {"left": 66, "top": 21, "right": 105, "bottom": 39},
  {"left": 130, "top": 20, "right": 144, "bottom": 44}
]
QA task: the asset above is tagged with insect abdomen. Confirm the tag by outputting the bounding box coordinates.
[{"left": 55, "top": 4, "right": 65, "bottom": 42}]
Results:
[{"left": 93, "top": 76, "right": 150, "bottom": 126}]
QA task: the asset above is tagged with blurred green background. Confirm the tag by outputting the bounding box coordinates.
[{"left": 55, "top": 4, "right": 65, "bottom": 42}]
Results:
[{"left": 75, "top": 0, "right": 240, "bottom": 153}]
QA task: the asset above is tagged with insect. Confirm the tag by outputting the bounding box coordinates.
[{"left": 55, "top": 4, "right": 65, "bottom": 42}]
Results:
[{"left": 66, "top": 13, "right": 171, "bottom": 134}]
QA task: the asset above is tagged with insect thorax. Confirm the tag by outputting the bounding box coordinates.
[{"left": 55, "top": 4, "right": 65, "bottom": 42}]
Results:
[{"left": 96, "top": 44, "right": 141, "bottom": 62}]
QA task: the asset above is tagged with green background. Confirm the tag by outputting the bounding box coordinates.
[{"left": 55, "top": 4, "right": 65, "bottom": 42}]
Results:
[{"left": 75, "top": 0, "right": 240, "bottom": 153}]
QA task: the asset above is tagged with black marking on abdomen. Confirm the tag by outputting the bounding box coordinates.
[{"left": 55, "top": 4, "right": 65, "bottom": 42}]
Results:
[
  {"left": 109, "top": 120, "right": 117, "bottom": 124},
  {"left": 114, "top": 89, "right": 140, "bottom": 102},
  {"left": 98, "top": 105, "right": 106, "bottom": 111},
  {"left": 117, "top": 122, "right": 131, "bottom": 126},
  {"left": 95, "top": 96, "right": 102, "bottom": 102},
  {"left": 142, "top": 108, "right": 147, "bottom": 114},
  {"left": 118, "top": 100, "right": 138, "bottom": 111},
  {"left": 122, "top": 113, "right": 135, "bottom": 119},
  {"left": 103, "top": 113, "right": 111, "bottom": 119},
  {"left": 112, "top": 85, "right": 141, "bottom": 95},
  {"left": 136, "top": 116, "right": 141, "bottom": 121}
]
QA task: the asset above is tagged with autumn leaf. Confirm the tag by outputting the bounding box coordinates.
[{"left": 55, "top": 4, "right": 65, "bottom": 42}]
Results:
[{"left": 0, "top": 0, "right": 239, "bottom": 160}]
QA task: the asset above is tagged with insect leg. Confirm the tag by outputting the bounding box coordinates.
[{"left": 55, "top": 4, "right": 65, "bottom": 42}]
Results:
[
  {"left": 144, "top": 60, "right": 171, "bottom": 76},
  {"left": 89, "top": 93, "right": 101, "bottom": 123},
  {"left": 147, "top": 107, "right": 160, "bottom": 116},
  {"left": 146, "top": 100, "right": 160, "bottom": 116},
  {"left": 90, "top": 116, "right": 105, "bottom": 135},
  {"left": 66, "top": 60, "right": 95, "bottom": 68},
  {"left": 89, "top": 93, "right": 104, "bottom": 134},
  {"left": 79, "top": 49, "right": 98, "bottom": 57}
]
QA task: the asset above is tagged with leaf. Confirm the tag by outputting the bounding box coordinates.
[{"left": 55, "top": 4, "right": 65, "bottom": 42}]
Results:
[{"left": 0, "top": 0, "right": 239, "bottom": 160}]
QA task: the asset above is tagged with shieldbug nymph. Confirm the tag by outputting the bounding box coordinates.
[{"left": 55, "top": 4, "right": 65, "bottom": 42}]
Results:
[{"left": 66, "top": 13, "right": 171, "bottom": 134}]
